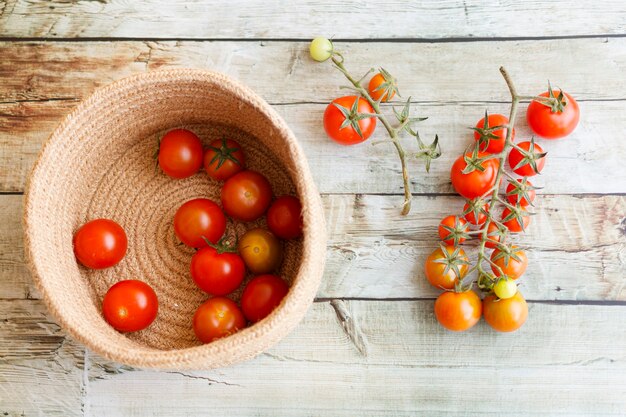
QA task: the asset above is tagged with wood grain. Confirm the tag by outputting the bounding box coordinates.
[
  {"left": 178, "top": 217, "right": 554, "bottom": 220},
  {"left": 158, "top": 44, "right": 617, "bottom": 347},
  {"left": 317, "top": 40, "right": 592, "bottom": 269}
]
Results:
[
  {"left": 0, "top": 299, "right": 84, "bottom": 416},
  {"left": 1, "top": 0, "right": 625, "bottom": 39},
  {"left": 1, "top": 39, "right": 625, "bottom": 193},
  {"left": 82, "top": 300, "right": 626, "bottom": 416},
  {"left": 3, "top": 194, "right": 624, "bottom": 301}
]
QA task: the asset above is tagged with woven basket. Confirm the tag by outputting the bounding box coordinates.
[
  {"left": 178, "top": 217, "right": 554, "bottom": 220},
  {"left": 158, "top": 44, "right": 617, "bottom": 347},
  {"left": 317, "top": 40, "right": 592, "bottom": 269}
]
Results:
[{"left": 23, "top": 69, "right": 327, "bottom": 369}]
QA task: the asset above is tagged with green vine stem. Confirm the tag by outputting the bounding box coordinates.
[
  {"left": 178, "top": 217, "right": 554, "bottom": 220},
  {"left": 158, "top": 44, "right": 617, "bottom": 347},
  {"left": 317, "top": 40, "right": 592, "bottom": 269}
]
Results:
[{"left": 329, "top": 54, "right": 440, "bottom": 215}]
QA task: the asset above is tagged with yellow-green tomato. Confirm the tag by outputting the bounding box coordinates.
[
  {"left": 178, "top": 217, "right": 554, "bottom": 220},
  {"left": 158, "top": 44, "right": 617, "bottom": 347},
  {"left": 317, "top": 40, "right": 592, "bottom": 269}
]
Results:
[
  {"left": 310, "top": 37, "right": 333, "bottom": 62},
  {"left": 493, "top": 278, "right": 517, "bottom": 300}
]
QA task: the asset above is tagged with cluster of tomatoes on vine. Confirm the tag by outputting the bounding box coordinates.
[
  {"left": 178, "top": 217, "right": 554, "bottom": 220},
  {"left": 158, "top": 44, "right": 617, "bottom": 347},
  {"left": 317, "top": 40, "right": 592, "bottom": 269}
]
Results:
[
  {"left": 426, "top": 82, "right": 580, "bottom": 333},
  {"left": 72, "top": 129, "right": 303, "bottom": 344}
]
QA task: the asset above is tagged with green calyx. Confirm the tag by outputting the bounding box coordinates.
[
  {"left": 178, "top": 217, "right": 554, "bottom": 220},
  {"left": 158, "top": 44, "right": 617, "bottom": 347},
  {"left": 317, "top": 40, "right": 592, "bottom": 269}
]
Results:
[
  {"left": 471, "top": 110, "right": 506, "bottom": 151},
  {"left": 206, "top": 137, "right": 243, "bottom": 170},
  {"left": 372, "top": 67, "right": 401, "bottom": 102},
  {"left": 506, "top": 178, "right": 540, "bottom": 207},
  {"left": 461, "top": 145, "right": 496, "bottom": 174},
  {"left": 491, "top": 243, "right": 524, "bottom": 266},
  {"left": 333, "top": 98, "right": 377, "bottom": 138},
  {"left": 537, "top": 82, "right": 568, "bottom": 113},
  {"left": 463, "top": 197, "right": 489, "bottom": 223},
  {"left": 512, "top": 137, "right": 547, "bottom": 174},
  {"left": 201, "top": 236, "right": 237, "bottom": 254},
  {"left": 433, "top": 244, "right": 471, "bottom": 281},
  {"left": 441, "top": 216, "right": 470, "bottom": 246}
]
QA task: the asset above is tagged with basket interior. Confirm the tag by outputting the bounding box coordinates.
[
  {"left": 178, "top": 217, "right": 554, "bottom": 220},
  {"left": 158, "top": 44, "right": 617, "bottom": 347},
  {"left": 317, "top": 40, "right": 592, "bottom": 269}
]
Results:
[{"left": 26, "top": 74, "right": 306, "bottom": 352}]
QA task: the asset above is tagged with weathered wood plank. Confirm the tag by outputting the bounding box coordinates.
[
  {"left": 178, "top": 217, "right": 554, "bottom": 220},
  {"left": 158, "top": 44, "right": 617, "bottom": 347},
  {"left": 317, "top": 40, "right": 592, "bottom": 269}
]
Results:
[
  {"left": 2, "top": 39, "right": 625, "bottom": 193},
  {"left": 84, "top": 300, "right": 626, "bottom": 416},
  {"left": 1, "top": 39, "right": 625, "bottom": 104},
  {"left": 1, "top": 99, "right": 624, "bottom": 194},
  {"left": 0, "top": 299, "right": 84, "bottom": 416},
  {"left": 3, "top": 194, "right": 624, "bottom": 301},
  {"left": 1, "top": 0, "right": 625, "bottom": 39}
]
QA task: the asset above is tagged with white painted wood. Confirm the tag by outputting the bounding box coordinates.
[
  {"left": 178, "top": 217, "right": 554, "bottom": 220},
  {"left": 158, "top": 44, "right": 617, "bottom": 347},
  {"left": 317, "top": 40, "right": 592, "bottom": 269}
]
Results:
[
  {"left": 1, "top": 0, "right": 625, "bottom": 39},
  {"left": 3, "top": 194, "right": 624, "bottom": 301},
  {"left": 83, "top": 300, "right": 626, "bottom": 416},
  {"left": 0, "top": 300, "right": 84, "bottom": 416}
]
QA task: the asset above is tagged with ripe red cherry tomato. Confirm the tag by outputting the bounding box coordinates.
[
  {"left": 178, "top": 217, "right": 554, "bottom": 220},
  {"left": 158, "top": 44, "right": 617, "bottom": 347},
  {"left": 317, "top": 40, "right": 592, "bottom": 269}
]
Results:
[
  {"left": 485, "top": 222, "right": 506, "bottom": 249},
  {"left": 473, "top": 113, "right": 514, "bottom": 154},
  {"left": 193, "top": 297, "right": 246, "bottom": 343},
  {"left": 267, "top": 196, "right": 303, "bottom": 240},
  {"left": 450, "top": 152, "right": 500, "bottom": 199},
  {"left": 174, "top": 199, "right": 226, "bottom": 248},
  {"left": 508, "top": 141, "right": 546, "bottom": 177},
  {"left": 241, "top": 274, "right": 289, "bottom": 323},
  {"left": 463, "top": 200, "right": 489, "bottom": 226},
  {"left": 483, "top": 291, "right": 528, "bottom": 332},
  {"left": 527, "top": 90, "right": 579, "bottom": 139},
  {"left": 203, "top": 138, "right": 246, "bottom": 181},
  {"left": 368, "top": 71, "right": 397, "bottom": 102},
  {"left": 501, "top": 208, "right": 531, "bottom": 233},
  {"left": 323, "top": 96, "right": 377, "bottom": 145},
  {"left": 221, "top": 170, "right": 272, "bottom": 222},
  {"left": 191, "top": 247, "right": 246, "bottom": 296},
  {"left": 158, "top": 129, "right": 203, "bottom": 179},
  {"left": 506, "top": 179, "right": 536, "bottom": 207},
  {"left": 73, "top": 219, "right": 128, "bottom": 269},
  {"left": 438, "top": 215, "right": 468, "bottom": 246},
  {"left": 102, "top": 280, "right": 158, "bottom": 332}
]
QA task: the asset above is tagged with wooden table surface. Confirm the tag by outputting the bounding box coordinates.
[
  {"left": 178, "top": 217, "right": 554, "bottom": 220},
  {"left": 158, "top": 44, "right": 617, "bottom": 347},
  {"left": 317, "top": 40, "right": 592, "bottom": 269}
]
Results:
[{"left": 1, "top": 1, "right": 625, "bottom": 416}]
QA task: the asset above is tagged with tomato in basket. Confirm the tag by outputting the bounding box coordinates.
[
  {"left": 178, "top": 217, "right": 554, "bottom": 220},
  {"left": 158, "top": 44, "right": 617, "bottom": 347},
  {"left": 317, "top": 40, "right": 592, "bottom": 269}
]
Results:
[{"left": 73, "top": 219, "right": 128, "bottom": 269}]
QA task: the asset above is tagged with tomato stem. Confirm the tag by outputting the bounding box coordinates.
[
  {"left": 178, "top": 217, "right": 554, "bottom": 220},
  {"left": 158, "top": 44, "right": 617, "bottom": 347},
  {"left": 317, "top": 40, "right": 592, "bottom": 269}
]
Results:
[{"left": 330, "top": 55, "right": 438, "bottom": 215}]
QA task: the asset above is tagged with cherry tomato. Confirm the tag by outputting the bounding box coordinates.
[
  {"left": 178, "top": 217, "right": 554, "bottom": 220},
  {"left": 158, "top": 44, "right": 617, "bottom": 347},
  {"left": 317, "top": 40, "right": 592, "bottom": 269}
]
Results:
[
  {"left": 506, "top": 178, "right": 536, "bottom": 207},
  {"left": 323, "top": 96, "right": 377, "bottom": 145},
  {"left": 174, "top": 199, "right": 226, "bottom": 248},
  {"left": 434, "top": 291, "right": 482, "bottom": 332},
  {"left": 267, "top": 196, "right": 303, "bottom": 240},
  {"left": 438, "top": 215, "right": 469, "bottom": 246},
  {"left": 193, "top": 297, "right": 246, "bottom": 344},
  {"left": 485, "top": 222, "right": 507, "bottom": 249},
  {"left": 203, "top": 138, "right": 246, "bottom": 181},
  {"left": 483, "top": 291, "right": 528, "bottom": 332},
  {"left": 508, "top": 141, "right": 546, "bottom": 177},
  {"left": 368, "top": 70, "right": 397, "bottom": 102},
  {"left": 73, "top": 219, "right": 128, "bottom": 269},
  {"left": 221, "top": 170, "right": 272, "bottom": 222},
  {"left": 102, "top": 280, "right": 158, "bottom": 332},
  {"left": 310, "top": 37, "right": 333, "bottom": 62},
  {"left": 501, "top": 208, "right": 531, "bottom": 233},
  {"left": 493, "top": 278, "right": 518, "bottom": 300},
  {"left": 158, "top": 129, "right": 203, "bottom": 179},
  {"left": 527, "top": 90, "right": 579, "bottom": 139},
  {"left": 473, "top": 113, "right": 514, "bottom": 154},
  {"left": 191, "top": 247, "right": 246, "bottom": 296},
  {"left": 238, "top": 228, "right": 283, "bottom": 274},
  {"left": 491, "top": 246, "right": 528, "bottom": 279},
  {"left": 241, "top": 274, "right": 289, "bottom": 323},
  {"left": 450, "top": 152, "right": 499, "bottom": 199},
  {"left": 463, "top": 200, "right": 489, "bottom": 226},
  {"left": 424, "top": 246, "right": 469, "bottom": 290}
]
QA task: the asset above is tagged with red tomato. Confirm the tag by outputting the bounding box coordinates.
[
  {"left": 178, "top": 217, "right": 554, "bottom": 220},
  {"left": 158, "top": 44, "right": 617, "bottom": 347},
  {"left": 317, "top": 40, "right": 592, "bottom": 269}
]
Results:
[
  {"left": 463, "top": 199, "right": 489, "bottom": 226},
  {"left": 491, "top": 246, "right": 528, "bottom": 279},
  {"left": 438, "top": 215, "right": 469, "bottom": 245},
  {"left": 508, "top": 141, "right": 546, "bottom": 177},
  {"left": 241, "top": 275, "right": 289, "bottom": 323},
  {"left": 506, "top": 178, "right": 536, "bottom": 207},
  {"left": 191, "top": 247, "right": 246, "bottom": 296},
  {"left": 323, "top": 96, "right": 377, "bottom": 145},
  {"left": 424, "top": 246, "right": 469, "bottom": 290},
  {"left": 450, "top": 152, "right": 500, "bottom": 199},
  {"left": 221, "top": 170, "right": 272, "bottom": 222},
  {"left": 204, "top": 138, "right": 245, "bottom": 181},
  {"left": 158, "top": 129, "right": 203, "bottom": 179},
  {"left": 174, "top": 199, "right": 226, "bottom": 248},
  {"left": 73, "top": 219, "right": 128, "bottom": 269},
  {"left": 473, "top": 113, "right": 514, "bottom": 154},
  {"left": 434, "top": 291, "right": 482, "bottom": 332},
  {"left": 501, "top": 208, "right": 531, "bottom": 233},
  {"left": 527, "top": 90, "right": 579, "bottom": 139},
  {"left": 483, "top": 291, "right": 528, "bottom": 332},
  {"left": 267, "top": 196, "right": 304, "bottom": 240},
  {"left": 193, "top": 297, "right": 246, "bottom": 343},
  {"left": 102, "top": 280, "right": 158, "bottom": 332},
  {"left": 368, "top": 70, "right": 397, "bottom": 102},
  {"left": 484, "top": 222, "right": 507, "bottom": 249}
]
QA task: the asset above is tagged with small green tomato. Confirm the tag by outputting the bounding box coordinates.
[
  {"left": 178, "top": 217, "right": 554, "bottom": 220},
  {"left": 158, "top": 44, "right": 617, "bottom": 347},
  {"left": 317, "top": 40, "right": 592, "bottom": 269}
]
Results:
[
  {"left": 310, "top": 37, "right": 333, "bottom": 62},
  {"left": 493, "top": 278, "right": 518, "bottom": 300}
]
